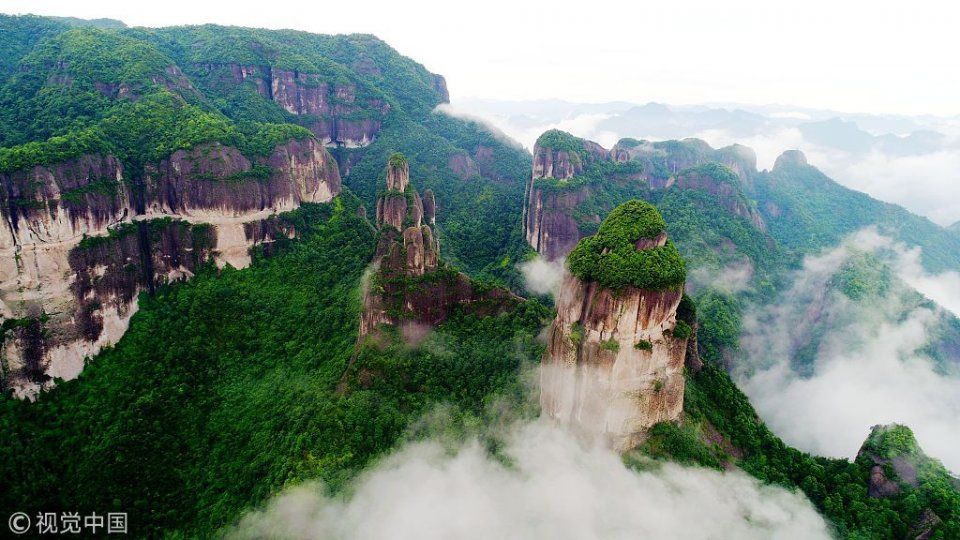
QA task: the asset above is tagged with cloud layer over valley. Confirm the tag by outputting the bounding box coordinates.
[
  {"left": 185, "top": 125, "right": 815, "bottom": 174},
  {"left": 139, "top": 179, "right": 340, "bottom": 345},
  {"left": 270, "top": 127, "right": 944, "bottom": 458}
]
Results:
[
  {"left": 737, "top": 229, "right": 960, "bottom": 472},
  {"left": 228, "top": 420, "right": 829, "bottom": 540}
]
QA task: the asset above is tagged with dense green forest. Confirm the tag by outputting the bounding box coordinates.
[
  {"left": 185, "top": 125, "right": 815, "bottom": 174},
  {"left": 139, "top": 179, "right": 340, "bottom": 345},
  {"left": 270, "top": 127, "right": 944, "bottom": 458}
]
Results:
[
  {"left": 0, "top": 195, "right": 549, "bottom": 536},
  {"left": 567, "top": 200, "right": 687, "bottom": 290},
  {"left": 755, "top": 157, "right": 960, "bottom": 273}
]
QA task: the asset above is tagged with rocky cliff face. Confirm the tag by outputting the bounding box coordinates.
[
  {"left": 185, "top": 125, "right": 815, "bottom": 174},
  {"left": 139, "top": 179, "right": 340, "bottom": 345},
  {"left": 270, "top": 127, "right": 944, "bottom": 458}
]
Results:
[
  {"left": 525, "top": 132, "right": 762, "bottom": 261},
  {"left": 0, "top": 154, "right": 129, "bottom": 249},
  {"left": 192, "top": 63, "right": 392, "bottom": 149},
  {"left": 1, "top": 138, "right": 340, "bottom": 397},
  {"left": 525, "top": 186, "right": 593, "bottom": 261},
  {"left": 142, "top": 139, "right": 339, "bottom": 220},
  {"left": 524, "top": 132, "right": 611, "bottom": 260},
  {"left": 667, "top": 164, "right": 766, "bottom": 231},
  {"left": 540, "top": 201, "right": 692, "bottom": 451},
  {"left": 531, "top": 138, "right": 609, "bottom": 179}
]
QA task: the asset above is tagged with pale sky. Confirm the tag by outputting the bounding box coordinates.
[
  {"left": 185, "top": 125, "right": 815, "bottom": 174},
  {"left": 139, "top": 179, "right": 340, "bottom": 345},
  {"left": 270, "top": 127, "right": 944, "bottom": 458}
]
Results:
[{"left": 3, "top": 0, "right": 959, "bottom": 116}]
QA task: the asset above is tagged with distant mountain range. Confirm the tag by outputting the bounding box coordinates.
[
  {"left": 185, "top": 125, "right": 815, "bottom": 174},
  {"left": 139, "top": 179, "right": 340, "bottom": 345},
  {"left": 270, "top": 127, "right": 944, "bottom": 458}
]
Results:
[{"left": 454, "top": 98, "right": 960, "bottom": 227}]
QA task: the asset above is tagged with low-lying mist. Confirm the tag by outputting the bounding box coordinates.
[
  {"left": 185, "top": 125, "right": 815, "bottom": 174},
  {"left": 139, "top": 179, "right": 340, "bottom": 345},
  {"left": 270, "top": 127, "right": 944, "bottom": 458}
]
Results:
[
  {"left": 227, "top": 417, "right": 829, "bottom": 540},
  {"left": 518, "top": 256, "right": 566, "bottom": 296},
  {"left": 737, "top": 229, "right": 960, "bottom": 472}
]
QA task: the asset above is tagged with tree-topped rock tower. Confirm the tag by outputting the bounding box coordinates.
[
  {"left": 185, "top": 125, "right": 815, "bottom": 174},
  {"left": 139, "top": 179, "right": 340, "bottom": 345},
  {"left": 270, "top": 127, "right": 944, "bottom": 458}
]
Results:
[{"left": 541, "top": 200, "right": 697, "bottom": 451}]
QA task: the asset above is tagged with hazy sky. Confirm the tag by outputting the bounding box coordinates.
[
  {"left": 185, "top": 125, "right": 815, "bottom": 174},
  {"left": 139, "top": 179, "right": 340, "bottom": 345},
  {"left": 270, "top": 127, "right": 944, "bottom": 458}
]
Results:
[{"left": 4, "top": 0, "right": 958, "bottom": 116}]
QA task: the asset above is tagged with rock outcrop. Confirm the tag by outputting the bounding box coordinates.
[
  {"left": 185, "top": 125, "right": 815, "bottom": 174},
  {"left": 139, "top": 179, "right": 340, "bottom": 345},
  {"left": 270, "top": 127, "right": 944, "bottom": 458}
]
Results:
[
  {"left": 1, "top": 137, "right": 340, "bottom": 397},
  {"left": 857, "top": 424, "right": 925, "bottom": 498},
  {"left": 524, "top": 131, "right": 613, "bottom": 260},
  {"left": 855, "top": 424, "right": 956, "bottom": 539},
  {"left": 667, "top": 163, "right": 766, "bottom": 231},
  {"left": 525, "top": 131, "right": 763, "bottom": 261},
  {"left": 773, "top": 149, "right": 809, "bottom": 170},
  {"left": 357, "top": 154, "right": 515, "bottom": 341},
  {"left": 540, "top": 200, "right": 693, "bottom": 451}
]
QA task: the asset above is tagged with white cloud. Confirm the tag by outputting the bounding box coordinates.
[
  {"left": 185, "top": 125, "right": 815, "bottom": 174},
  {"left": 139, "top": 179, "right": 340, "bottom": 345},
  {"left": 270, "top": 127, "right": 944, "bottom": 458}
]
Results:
[
  {"left": 444, "top": 102, "right": 617, "bottom": 151},
  {"left": 691, "top": 127, "right": 807, "bottom": 171},
  {"left": 738, "top": 229, "right": 960, "bottom": 472},
  {"left": 227, "top": 420, "right": 829, "bottom": 540},
  {"left": 688, "top": 260, "right": 754, "bottom": 295},
  {"left": 830, "top": 150, "right": 960, "bottom": 227},
  {"left": 433, "top": 104, "right": 525, "bottom": 151},
  {"left": 890, "top": 241, "right": 960, "bottom": 318},
  {"left": 518, "top": 256, "right": 566, "bottom": 296}
]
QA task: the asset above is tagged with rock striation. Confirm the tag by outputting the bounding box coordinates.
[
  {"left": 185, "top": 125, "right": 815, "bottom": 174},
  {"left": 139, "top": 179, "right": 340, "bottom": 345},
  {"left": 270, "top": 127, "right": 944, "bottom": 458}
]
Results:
[
  {"left": 540, "top": 200, "right": 694, "bottom": 451},
  {"left": 1, "top": 137, "right": 340, "bottom": 397},
  {"left": 525, "top": 131, "right": 763, "bottom": 261}
]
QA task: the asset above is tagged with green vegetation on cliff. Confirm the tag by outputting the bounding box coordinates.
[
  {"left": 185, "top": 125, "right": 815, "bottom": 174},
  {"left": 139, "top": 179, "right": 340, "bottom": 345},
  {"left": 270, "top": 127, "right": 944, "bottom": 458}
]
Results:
[
  {"left": 535, "top": 129, "right": 585, "bottom": 153},
  {"left": 3, "top": 15, "right": 957, "bottom": 540},
  {"left": 0, "top": 194, "right": 548, "bottom": 536},
  {"left": 568, "top": 200, "right": 686, "bottom": 290},
  {"left": 0, "top": 26, "right": 315, "bottom": 173},
  {"left": 756, "top": 156, "right": 960, "bottom": 273},
  {"left": 387, "top": 151, "right": 408, "bottom": 170}
]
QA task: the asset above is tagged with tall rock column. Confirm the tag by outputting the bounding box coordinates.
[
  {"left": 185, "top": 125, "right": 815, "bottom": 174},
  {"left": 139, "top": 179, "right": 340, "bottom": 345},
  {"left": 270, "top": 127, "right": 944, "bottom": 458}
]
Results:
[
  {"left": 343, "top": 154, "right": 518, "bottom": 392},
  {"left": 540, "top": 200, "right": 692, "bottom": 451},
  {"left": 360, "top": 153, "right": 441, "bottom": 336}
]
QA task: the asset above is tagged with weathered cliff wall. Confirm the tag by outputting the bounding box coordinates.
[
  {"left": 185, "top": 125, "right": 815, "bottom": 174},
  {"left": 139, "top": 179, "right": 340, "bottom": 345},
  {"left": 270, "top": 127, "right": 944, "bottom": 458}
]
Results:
[
  {"left": 667, "top": 165, "right": 766, "bottom": 231},
  {"left": 525, "top": 186, "right": 593, "bottom": 261},
  {"left": 1, "top": 138, "right": 340, "bottom": 396},
  {"left": 541, "top": 275, "right": 689, "bottom": 451}
]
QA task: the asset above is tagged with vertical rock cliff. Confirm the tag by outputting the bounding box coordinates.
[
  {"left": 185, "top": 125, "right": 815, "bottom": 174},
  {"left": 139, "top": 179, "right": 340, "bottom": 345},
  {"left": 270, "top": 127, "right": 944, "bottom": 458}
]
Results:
[
  {"left": 1, "top": 137, "right": 340, "bottom": 397},
  {"left": 345, "top": 154, "right": 517, "bottom": 391},
  {"left": 540, "top": 200, "right": 693, "bottom": 451}
]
